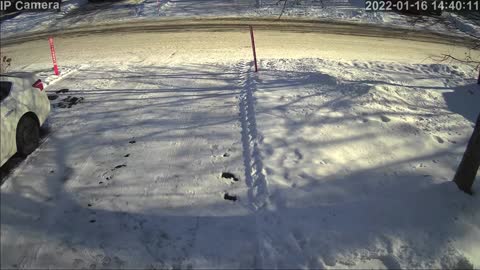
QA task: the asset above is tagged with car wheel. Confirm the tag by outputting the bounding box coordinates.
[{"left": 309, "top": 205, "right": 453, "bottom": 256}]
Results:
[{"left": 16, "top": 115, "right": 40, "bottom": 157}]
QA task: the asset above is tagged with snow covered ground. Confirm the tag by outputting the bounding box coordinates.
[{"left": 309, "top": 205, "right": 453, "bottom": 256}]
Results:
[
  {"left": 251, "top": 58, "right": 480, "bottom": 268},
  {"left": 1, "top": 0, "right": 479, "bottom": 39},
  {"left": 1, "top": 27, "right": 479, "bottom": 268},
  {"left": 1, "top": 63, "right": 257, "bottom": 269}
]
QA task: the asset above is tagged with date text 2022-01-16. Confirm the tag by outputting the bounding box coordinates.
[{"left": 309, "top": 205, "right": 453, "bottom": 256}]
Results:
[{"left": 365, "top": 0, "right": 479, "bottom": 12}]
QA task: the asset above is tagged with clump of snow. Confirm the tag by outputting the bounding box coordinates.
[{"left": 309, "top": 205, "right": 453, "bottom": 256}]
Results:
[
  {"left": 38, "top": 66, "right": 79, "bottom": 87},
  {"left": 445, "top": 12, "right": 480, "bottom": 37},
  {"left": 60, "top": 0, "right": 89, "bottom": 15}
]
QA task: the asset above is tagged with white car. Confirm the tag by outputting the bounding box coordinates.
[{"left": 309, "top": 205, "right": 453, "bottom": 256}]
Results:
[{"left": 0, "top": 72, "right": 50, "bottom": 167}]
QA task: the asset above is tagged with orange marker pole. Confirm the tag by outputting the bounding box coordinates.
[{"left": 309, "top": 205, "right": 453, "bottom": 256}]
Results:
[{"left": 48, "top": 37, "right": 60, "bottom": 76}]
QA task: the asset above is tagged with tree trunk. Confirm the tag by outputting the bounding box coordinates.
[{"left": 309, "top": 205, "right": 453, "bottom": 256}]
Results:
[{"left": 453, "top": 113, "right": 480, "bottom": 194}]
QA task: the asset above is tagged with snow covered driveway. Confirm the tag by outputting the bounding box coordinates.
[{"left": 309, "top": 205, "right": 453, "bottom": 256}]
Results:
[
  {"left": 1, "top": 63, "right": 259, "bottom": 269},
  {"left": 1, "top": 27, "right": 479, "bottom": 268}
]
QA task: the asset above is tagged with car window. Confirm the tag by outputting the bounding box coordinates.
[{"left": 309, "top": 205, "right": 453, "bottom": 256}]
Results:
[{"left": 0, "top": 81, "right": 13, "bottom": 102}]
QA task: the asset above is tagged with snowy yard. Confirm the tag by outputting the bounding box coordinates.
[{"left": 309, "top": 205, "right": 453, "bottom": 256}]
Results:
[
  {"left": 1, "top": 56, "right": 479, "bottom": 268},
  {"left": 1, "top": 8, "right": 479, "bottom": 267},
  {"left": 250, "top": 59, "right": 480, "bottom": 268}
]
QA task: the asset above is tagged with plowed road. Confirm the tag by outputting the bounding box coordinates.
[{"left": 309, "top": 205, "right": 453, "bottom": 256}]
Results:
[{"left": 1, "top": 18, "right": 479, "bottom": 68}]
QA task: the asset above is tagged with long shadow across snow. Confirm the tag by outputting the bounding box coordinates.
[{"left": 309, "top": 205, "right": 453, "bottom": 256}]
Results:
[{"left": 1, "top": 62, "right": 478, "bottom": 269}]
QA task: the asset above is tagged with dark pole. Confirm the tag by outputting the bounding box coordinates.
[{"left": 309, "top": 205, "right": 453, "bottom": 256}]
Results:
[
  {"left": 477, "top": 68, "right": 479, "bottom": 84},
  {"left": 249, "top": 25, "right": 258, "bottom": 72},
  {"left": 453, "top": 113, "right": 480, "bottom": 194}
]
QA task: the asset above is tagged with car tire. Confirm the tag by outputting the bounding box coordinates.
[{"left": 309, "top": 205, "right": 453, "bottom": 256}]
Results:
[{"left": 16, "top": 115, "right": 40, "bottom": 157}]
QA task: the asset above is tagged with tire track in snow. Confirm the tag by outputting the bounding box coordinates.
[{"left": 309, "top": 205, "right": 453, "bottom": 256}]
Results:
[
  {"left": 236, "top": 61, "right": 313, "bottom": 268},
  {"left": 238, "top": 61, "right": 308, "bottom": 268},
  {"left": 237, "top": 61, "right": 269, "bottom": 269},
  {"left": 237, "top": 61, "right": 269, "bottom": 211}
]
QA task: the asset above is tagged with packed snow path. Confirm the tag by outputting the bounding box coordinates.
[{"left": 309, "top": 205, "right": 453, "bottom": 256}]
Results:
[{"left": 1, "top": 27, "right": 480, "bottom": 268}]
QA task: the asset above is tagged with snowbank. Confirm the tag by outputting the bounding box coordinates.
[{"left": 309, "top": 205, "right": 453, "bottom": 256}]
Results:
[
  {"left": 251, "top": 58, "right": 480, "bottom": 268},
  {"left": 1, "top": 0, "right": 479, "bottom": 40}
]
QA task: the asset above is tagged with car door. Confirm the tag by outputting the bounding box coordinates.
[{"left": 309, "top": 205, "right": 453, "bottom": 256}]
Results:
[{"left": 0, "top": 81, "right": 18, "bottom": 167}]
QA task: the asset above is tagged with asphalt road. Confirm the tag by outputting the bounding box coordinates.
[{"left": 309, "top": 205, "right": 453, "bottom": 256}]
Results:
[
  {"left": 2, "top": 17, "right": 479, "bottom": 47},
  {"left": 1, "top": 18, "right": 479, "bottom": 71}
]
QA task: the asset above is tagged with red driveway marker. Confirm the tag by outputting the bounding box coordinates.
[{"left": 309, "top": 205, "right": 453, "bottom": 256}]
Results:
[
  {"left": 249, "top": 25, "right": 258, "bottom": 72},
  {"left": 49, "top": 37, "right": 60, "bottom": 76}
]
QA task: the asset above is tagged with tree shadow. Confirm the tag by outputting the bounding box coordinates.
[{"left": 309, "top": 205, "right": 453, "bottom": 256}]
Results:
[
  {"left": 0, "top": 125, "right": 51, "bottom": 184},
  {"left": 443, "top": 82, "right": 480, "bottom": 124}
]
